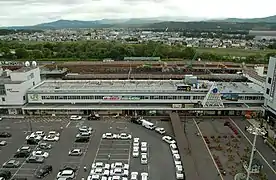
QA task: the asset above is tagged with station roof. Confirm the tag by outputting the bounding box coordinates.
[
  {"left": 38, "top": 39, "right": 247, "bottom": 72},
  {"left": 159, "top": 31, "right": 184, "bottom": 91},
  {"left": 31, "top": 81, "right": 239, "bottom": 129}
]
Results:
[{"left": 28, "top": 80, "right": 264, "bottom": 94}]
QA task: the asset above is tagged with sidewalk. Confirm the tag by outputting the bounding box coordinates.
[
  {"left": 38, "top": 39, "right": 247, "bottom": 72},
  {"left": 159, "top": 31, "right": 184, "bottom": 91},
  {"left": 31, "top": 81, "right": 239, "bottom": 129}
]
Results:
[{"left": 247, "top": 118, "right": 276, "bottom": 152}]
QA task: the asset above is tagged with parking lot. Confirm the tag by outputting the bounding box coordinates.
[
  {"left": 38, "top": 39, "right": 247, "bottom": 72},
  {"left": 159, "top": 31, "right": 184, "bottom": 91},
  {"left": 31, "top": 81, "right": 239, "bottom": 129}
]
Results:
[{"left": 0, "top": 117, "right": 175, "bottom": 180}]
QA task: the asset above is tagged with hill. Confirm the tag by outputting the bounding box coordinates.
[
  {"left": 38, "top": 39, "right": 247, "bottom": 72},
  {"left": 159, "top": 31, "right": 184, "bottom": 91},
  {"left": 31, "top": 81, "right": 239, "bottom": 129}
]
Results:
[{"left": 222, "top": 15, "right": 276, "bottom": 23}]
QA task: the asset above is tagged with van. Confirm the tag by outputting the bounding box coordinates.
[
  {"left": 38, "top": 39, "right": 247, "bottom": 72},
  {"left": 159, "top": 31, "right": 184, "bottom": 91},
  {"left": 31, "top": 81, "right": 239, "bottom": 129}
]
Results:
[{"left": 141, "top": 120, "right": 156, "bottom": 130}]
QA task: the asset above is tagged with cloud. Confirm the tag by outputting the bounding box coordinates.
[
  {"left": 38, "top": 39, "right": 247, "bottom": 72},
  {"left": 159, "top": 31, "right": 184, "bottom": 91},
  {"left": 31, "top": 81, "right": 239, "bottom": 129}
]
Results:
[{"left": 0, "top": 0, "right": 276, "bottom": 26}]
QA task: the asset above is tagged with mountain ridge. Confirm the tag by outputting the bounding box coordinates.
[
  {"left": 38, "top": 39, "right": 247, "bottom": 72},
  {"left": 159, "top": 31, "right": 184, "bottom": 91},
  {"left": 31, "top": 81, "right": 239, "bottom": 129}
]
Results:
[{"left": 2, "top": 15, "right": 276, "bottom": 29}]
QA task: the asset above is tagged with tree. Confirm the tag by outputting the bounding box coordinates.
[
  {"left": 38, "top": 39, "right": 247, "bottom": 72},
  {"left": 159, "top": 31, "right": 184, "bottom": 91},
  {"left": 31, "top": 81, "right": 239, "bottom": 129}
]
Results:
[{"left": 15, "top": 48, "right": 29, "bottom": 59}]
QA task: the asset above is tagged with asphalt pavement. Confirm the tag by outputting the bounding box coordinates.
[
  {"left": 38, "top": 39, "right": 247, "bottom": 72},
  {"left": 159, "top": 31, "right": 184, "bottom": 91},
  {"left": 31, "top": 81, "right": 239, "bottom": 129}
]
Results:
[{"left": 230, "top": 117, "right": 276, "bottom": 179}]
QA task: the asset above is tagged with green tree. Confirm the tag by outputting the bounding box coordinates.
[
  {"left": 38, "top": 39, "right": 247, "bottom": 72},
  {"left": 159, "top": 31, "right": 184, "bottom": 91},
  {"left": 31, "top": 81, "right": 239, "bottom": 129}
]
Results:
[{"left": 15, "top": 48, "right": 29, "bottom": 59}]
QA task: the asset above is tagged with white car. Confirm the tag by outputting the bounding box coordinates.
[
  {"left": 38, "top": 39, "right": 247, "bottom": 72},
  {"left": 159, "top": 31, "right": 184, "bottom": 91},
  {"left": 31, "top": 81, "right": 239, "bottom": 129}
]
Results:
[
  {"left": 35, "top": 131, "right": 45, "bottom": 137},
  {"left": 87, "top": 174, "right": 100, "bottom": 180},
  {"left": 141, "top": 172, "right": 148, "bottom": 180},
  {"left": 119, "top": 133, "right": 132, "bottom": 140},
  {"left": 162, "top": 136, "right": 176, "bottom": 144},
  {"left": 79, "top": 126, "right": 92, "bottom": 132},
  {"left": 131, "top": 172, "right": 139, "bottom": 180},
  {"left": 111, "top": 162, "right": 129, "bottom": 170},
  {"left": 56, "top": 169, "right": 75, "bottom": 179},
  {"left": 173, "top": 154, "right": 181, "bottom": 161},
  {"left": 17, "top": 146, "right": 31, "bottom": 152},
  {"left": 102, "top": 133, "right": 118, "bottom": 139},
  {"left": 26, "top": 133, "right": 42, "bottom": 141},
  {"left": 155, "top": 127, "right": 166, "bottom": 134},
  {"left": 103, "top": 169, "right": 110, "bottom": 176},
  {"left": 70, "top": 115, "right": 82, "bottom": 121},
  {"left": 32, "top": 150, "right": 49, "bottom": 158},
  {"left": 140, "top": 142, "right": 147, "bottom": 152},
  {"left": 108, "top": 176, "right": 121, "bottom": 180},
  {"left": 176, "top": 165, "right": 183, "bottom": 172},
  {"left": 132, "top": 146, "right": 139, "bottom": 157},
  {"left": 76, "top": 132, "right": 91, "bottom": 138},
  {"left": 43, "top": 135, "right": 59, "bottom": 141},
  {"left": 110, "top": 168, "right": 129, "bottom": 177},
  {"left": 48, "top": 131, "right": 60, "bottom": 137},
  {"left": 90, "top": 168, "right": 103, "bottom": 175},
  {"left": 92, "top": 162, "right": 110, "bottom": 170},
  {"left": 69, "top": 149, "right": 83, "bottom": 156},
  {"left": 174, "top": 160, "right": 182, "bottom": 166},
  {"left": 0, "top": 117, "right": 2, "bottom": 121},
  {"left": 133, "top": 138, "right": 139, "bottom": 147},
  {"left": 176, "top": 171, "right": 184, "bottom": 179},
  {"left": 141, "top": 153, "right": 148, "bottom": 164},
  {"left": 170, "top": 144, "right": 179, "bottom": 154}
]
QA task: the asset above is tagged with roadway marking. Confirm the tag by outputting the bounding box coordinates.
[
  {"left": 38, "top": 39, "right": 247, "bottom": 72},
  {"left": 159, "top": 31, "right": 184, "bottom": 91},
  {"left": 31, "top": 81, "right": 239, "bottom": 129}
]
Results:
[
  {"left": 66, "top": 122, "right": 71, "bottom": 128},
  {"left": 193, "top": 119, "right": 224, "bottom": 180},
  {"left": 92, "top": 138, "right": 103, "bottom": 164},
  {"left": 229, "top": 118, "right": 276, "bottom": 174}
]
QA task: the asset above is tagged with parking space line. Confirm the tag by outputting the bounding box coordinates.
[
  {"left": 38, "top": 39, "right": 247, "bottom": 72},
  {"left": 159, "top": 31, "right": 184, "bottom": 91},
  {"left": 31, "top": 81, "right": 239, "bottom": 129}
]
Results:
[
  {"left": 98, "top": 148, "right": 129, "bottom": 150},
  {"left": 98, "top": 153, "right": 129, "bottom": 156},
  {"left": 92, "top": 138, "right": 103, "bottom": 164},
  {"left": 63, "top": 162, "right": 81, "bottom": 164},
  {"left": 19, "top": 168, "right": 37, "bottom": 170},
  {"left": 229, "top": 118, "right": 276, "bottom": 174},
  {"left": 66, "top": 122, "right": 71, "bottom": 128}
]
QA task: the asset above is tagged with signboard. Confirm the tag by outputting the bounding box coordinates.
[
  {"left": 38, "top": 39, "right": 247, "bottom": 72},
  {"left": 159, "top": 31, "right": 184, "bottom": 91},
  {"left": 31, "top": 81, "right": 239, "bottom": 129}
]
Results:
[
  {"left": 29, "top": 94, "right": 39, "bottom": 101},
  {"left": 221, "top": 94, "right": 239, "bottom": 101},
  {"left": 103, "top": 96, "right": 120, "bottom": 100},
  {"left": 177, "top": 85, "right": 191, "bottom": 91},
  {"left": 103, "top": 96, "right": 141, "bottom": 100}
]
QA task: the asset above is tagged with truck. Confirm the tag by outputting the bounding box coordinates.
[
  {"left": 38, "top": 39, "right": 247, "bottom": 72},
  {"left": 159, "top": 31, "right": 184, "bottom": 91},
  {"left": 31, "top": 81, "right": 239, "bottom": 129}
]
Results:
[{"left": 141, "top": 119, "right": 156, "bottom": 130}]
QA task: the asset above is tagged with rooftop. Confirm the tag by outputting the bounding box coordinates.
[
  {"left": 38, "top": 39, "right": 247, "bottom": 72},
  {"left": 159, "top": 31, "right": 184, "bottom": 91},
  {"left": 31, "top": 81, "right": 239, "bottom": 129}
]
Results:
[
  {"left": 28, "top": 80, "right": 264, "bottom": 94},
  {"left": 12, "top": 66, "right": 36, "bottom": 73}
]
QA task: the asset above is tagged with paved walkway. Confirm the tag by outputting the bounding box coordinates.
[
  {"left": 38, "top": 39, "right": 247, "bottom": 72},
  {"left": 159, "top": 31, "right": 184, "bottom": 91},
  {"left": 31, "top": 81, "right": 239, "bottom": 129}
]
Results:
[{"left": 247, "top": 118, "right": 276, "bottom": 151}]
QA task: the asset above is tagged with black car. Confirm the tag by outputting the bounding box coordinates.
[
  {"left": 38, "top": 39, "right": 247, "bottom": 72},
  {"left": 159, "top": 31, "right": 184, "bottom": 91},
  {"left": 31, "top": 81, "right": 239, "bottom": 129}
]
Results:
[
  {"left": 27, "top": 138, "right": 39, "bottom": 145},
  {"left": 0, "top": 170, "right": 11, "bottom": 179},
  {"left": 130, "top": 117, "right": 142, "bottom": 124},
  {"left": 75, "top": 136, "right": 89, "bottom": 143},
  {"left": 14, "top": 151, "right": 30, "bottom": 158},
  {"left": 88, "top": 114, "right": 100, "bottom": 120},
  {"left": 35, "top": 165, "right": 53, "bottom": 179},
  {"left": 0, "top": 132, "right": 12, "bottom": 138}
]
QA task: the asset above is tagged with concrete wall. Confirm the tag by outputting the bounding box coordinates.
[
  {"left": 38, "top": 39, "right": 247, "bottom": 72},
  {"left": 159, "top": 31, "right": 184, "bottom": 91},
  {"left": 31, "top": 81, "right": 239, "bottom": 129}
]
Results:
[
  {"left": 0, "top": 67, "right": 41, "bottom": 105},
  {"left": 265, "top": 57, "right": 276, "bottom": 110}
]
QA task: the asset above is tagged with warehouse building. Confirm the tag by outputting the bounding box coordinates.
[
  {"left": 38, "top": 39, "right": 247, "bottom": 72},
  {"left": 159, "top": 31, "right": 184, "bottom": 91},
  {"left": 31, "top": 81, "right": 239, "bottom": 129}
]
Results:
[{"left": 0, "top": 65, "right": 41, "bottom": 115}]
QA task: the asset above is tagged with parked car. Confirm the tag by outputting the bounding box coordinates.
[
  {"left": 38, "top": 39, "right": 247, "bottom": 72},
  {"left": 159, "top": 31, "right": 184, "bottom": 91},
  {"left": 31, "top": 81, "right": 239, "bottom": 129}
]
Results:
[
  {"left": 76, "top": 132, "right": 91, "bottom": 138},
  {"left": 2, "top": 160, "right": 20, "bottom": 168},
  {"left": 162, "top": 136, "right": 176, "bottom": 144},
  {"left": 37, "top": 142, "right": 52, "bottom": 150},
  {"left": 155, "top": 127, "right": 166, "bottom": 135},
  {"left": 17, "top": 146, "right": 31, "bottom": 153},
  {"left": 68, "top": 149, "right": 83, "bottom": 156},
  {"left": 118, "top": 133, "right": 132, "bottom": 140},
  {"left": 48, "top": 131, "right": 60, "bottom": 137},
  {"left": 35, "top": 131, "right": 45, "bottom": 137},
  {"left": 79, "top": 126, "right": 92, "bottom": 132},
  {"left": 0, "top": 170, "right": 11, "bottom": 180},
  {"left": 130, "top": 117, "right": 142, "bottom": 125},
  {"left": 14, "top": 151, "right": 30, "bottom": 158},
  {"left": 27, "top": 138, "right": 40, "bottom": 145},
  {"left": 75, "top": 136, "right": 90, "bottom": 143},
  {"left": 133, "top": 138, "right": 139, "bottom": 147},
  {"left": 43, "top": 135, "right": 59, "bottom": 141},
  {"left": 26, "top": 133, "right": 42, "bottom": 141},
  {"left": 34, "top": 165, "right": 53, "bottom": 179},
  {"left": 141, "top": 172, "right": 148, "bottom": 180},
  {"left": 91, "top": 162, "right": 110, "bottom": 170},
  {"left": 111, "top": 162, "right": 129, "bottom": 170},
  {"left": 32, "top": 151, "right": 49, "bottom": 158},
  {"left": 0, "top": 140, "right": 7, "bottom": 146},
  {"left": 102, "top": 133, "right": 118, "bottom": 139},
  {"left": 56, "top": 167, "right": 76, "bottom": 179},
  {"left": 140, "top": 142, "right": 147, "bottom": 152},
  {"left": 140, "top": 153, "right": 148, "bottom": 165},
  {"left": 70, "top": 115, "right": 82, "bottom": 121},
  {"left": 88, "top": 113, "right": 100, "bottom": 120},
  {"left": 132, "top": 147, "right": 139, "bottom": 157},
  {"left": 0, "top": 132, "right": 11, "bottom": 138},
  {"left": 131, "top": 172, "right": 139, "bottom": 180},
  {"left": 26, "top": 156, "right": 45, "bottom": 163}
]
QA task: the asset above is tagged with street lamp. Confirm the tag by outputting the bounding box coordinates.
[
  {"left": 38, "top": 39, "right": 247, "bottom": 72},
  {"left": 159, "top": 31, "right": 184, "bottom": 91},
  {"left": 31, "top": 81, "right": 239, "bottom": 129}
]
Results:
[{"left": 245, "top": 125, "right": 266, "bottom": 180}]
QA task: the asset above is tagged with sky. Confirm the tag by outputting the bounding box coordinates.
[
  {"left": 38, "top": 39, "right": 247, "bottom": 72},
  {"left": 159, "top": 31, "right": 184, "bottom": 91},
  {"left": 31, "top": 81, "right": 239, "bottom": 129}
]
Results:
[{"left": 0, "top": 0, "right": 276, "bottom": 26}]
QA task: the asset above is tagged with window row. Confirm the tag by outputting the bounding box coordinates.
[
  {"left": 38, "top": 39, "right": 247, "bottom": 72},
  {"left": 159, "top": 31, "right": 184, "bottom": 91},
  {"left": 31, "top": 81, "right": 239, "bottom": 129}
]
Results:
[{"left": 40, "top": 95, "right": 205, "bottom": 100}]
